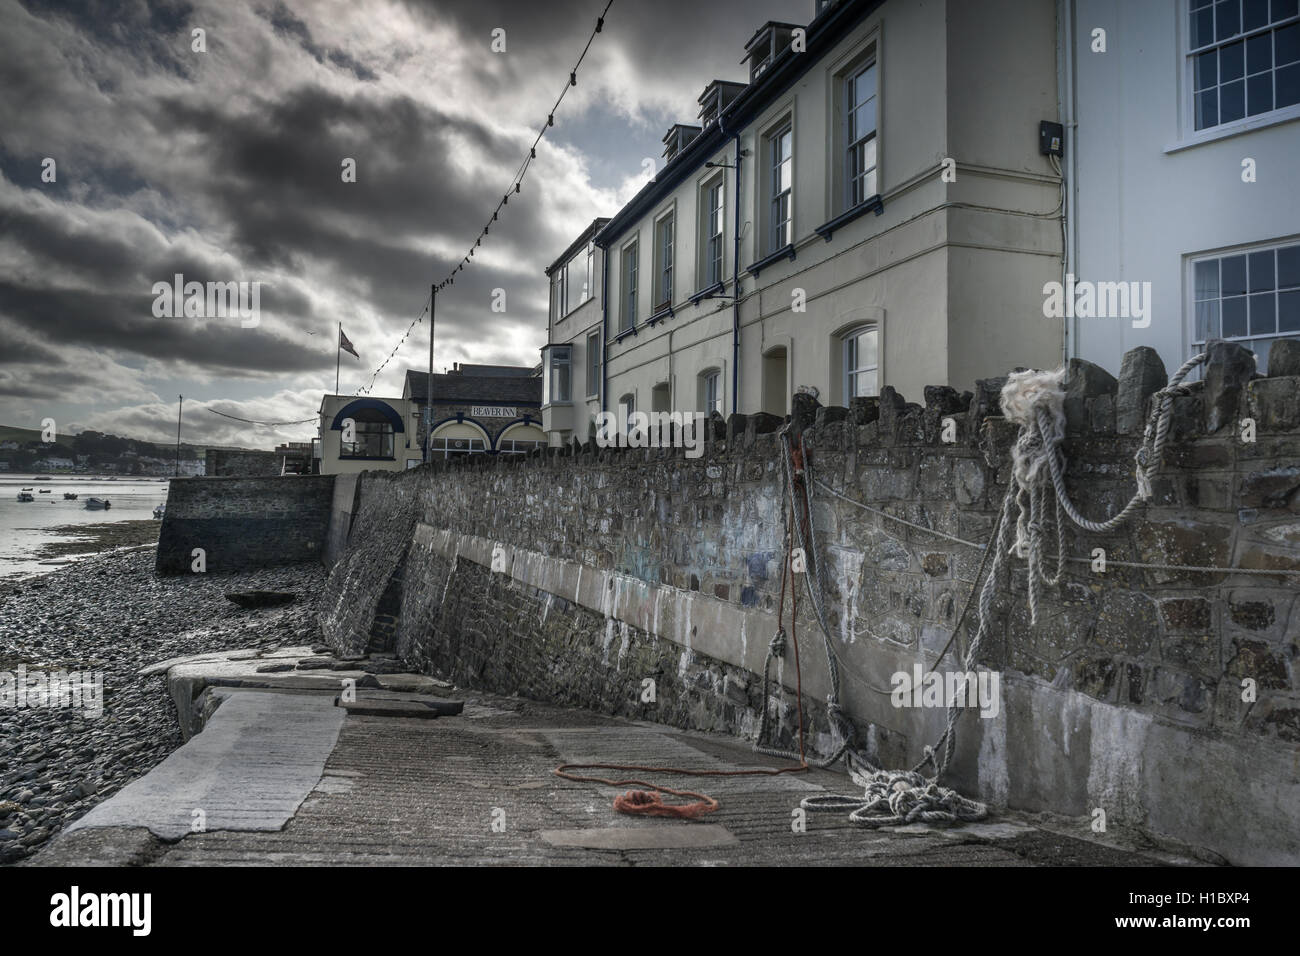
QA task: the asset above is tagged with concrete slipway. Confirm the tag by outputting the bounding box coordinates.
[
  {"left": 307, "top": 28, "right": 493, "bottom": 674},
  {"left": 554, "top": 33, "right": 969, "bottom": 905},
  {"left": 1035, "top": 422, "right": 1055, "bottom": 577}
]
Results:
[{"left": 29, "top": 648, "right": 1195, "bottom": 866}]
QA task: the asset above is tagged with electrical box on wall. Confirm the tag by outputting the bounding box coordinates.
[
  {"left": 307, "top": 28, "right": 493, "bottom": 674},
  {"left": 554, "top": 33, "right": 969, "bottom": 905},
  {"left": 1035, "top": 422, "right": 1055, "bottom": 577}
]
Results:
[{"left": 1039, "top": 121, "right": 1065, "bottom": 157}]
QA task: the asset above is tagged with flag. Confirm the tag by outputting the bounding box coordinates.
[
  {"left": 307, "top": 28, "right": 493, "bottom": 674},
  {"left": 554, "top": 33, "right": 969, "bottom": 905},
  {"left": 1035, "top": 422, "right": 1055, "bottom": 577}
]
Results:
[{"left": 339, "top": 327, "right": 359, "bottom": 359}]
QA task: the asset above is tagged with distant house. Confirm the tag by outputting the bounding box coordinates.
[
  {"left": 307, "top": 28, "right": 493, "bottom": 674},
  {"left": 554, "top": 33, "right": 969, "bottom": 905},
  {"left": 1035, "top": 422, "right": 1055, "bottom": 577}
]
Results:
[
  {"left": 402, "top": 363, "right": 545, "bottom": 459},
  {"left": 40, "top": 457, "right": 74, "bottom": 471},
  {"left": 316, "top": 364, "right": 546, "bottom": 476}
]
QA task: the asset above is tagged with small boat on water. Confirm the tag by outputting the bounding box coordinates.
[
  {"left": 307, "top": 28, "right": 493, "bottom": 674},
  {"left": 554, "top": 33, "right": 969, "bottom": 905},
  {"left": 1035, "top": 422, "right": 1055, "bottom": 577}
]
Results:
[
  {"left": 64, "top": 492, "right": 78, "bottom": 500},
  {"left": 38, "top": 488, "right": 51, "bottom": 493},
  {"left": 84, "top": 497, "right": 111, "bottom": 510},
  {"left": 17, "top": 492, "right": 34, "bottom": 502},
  {"left": 152, "top": 504, "right": 165, "bottom": 519},
  {"left": 20, "top": 486, "right": 32, "bottom": 491}
]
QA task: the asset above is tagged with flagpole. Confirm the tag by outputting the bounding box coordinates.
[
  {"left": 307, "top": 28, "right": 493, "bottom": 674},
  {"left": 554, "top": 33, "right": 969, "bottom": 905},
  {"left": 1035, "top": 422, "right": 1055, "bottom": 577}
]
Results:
[
  {"left": 174, "top": 395, "right": 183, "bottom": 477},
  {"left": 426, "top": 285, "right": 435, "bottom": 462},
  {"left": 335, "top": 322, "right": 341, "bottom": 395}
]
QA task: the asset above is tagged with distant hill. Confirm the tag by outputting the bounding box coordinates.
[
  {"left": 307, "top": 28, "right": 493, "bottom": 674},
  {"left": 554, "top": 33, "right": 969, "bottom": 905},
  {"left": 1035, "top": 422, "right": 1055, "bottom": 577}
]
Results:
[{"left": 0, "top": 424, "right": 261, "bottom": 456}]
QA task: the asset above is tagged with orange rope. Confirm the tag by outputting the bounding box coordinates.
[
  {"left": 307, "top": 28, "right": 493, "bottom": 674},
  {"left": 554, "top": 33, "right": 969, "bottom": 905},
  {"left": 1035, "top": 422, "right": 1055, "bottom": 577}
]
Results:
[{"left": 552, "top": 459, "right": 813, "bottom": 818}]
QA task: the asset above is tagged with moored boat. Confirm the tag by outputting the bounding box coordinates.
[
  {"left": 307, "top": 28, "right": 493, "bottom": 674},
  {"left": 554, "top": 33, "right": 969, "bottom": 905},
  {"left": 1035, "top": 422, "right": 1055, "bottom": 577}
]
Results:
[
  {"left": 64, "top": 492, "right": 78, "bottom": 500},
  {"left": 84, "top": 497, "right": 111, "bottom": 510},
  {"left": 17, "top": 492, "right": 34, "bottom": 502},
  {"left": 38, "top": 489, "right": 51, "bottom": 493},
  {"left": 152, "top": 504, "right": 165, "bottom": 519}
]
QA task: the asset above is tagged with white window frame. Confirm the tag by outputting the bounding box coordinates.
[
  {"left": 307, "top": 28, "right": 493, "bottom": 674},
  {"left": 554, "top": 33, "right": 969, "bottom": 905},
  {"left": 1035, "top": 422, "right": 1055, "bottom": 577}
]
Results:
[
  {"left": 621, "top": 240, "right": 639, "bottom": 332},
  {"left": 1188, "top": 236, "right": 1300, "bottom": 372},
  {"left": 701, "top": 368, "right": 722, "bottom": 416},
  {"left": 655, "top": 210, "right": 675, "bottom": 312},
  {"left": 767, "top": 122, "right": 793, "bottom": 253},
  {"left": 1185, "top": 0, "right": 1300, "bottom": 135},
  {"left": 701, "top": 177, "right": 725, "bottom": 289},
  {"left": 845, "top": 59, "right": 878, "bottom": 209},
  {"left": 842, "top": 325, "right": 880, "bottom": 400},
  {"left": 543, "top": 345, "right": 572, "bottom": 405},
  {"left": 586, "top": 330, "right": 601, "bottom": 399}
]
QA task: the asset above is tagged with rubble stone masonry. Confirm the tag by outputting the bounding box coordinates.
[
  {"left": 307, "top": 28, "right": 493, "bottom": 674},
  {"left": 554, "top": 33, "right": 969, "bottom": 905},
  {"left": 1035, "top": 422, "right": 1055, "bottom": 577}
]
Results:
[{"left": 164, "top": 340, "right": 1300, "bottom": 864}]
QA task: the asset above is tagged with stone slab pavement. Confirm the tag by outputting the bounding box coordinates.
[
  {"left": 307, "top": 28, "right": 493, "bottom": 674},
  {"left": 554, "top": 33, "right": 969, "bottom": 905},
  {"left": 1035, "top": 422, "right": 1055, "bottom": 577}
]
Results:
[
  {"left": 64, "top": 689, "right": 345, "bottom": 841},
  {"left": 30, "top": 687, "right": 1187, "bottom": 867}
]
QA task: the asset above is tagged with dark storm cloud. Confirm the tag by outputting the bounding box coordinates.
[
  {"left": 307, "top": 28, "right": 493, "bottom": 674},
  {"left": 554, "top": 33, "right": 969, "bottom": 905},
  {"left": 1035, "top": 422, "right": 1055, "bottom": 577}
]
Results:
[
  {"left": 0, "top": 280, "right": 327, "bottom": 375},
  {"left": 0, "top": 0, "right": 808, "bottom": 438}
]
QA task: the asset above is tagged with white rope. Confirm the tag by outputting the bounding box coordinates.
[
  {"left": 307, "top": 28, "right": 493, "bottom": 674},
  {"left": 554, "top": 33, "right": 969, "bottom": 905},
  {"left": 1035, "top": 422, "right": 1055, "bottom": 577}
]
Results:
[{"left": 1000, "top": 354, "right": 1211, "bottom": 623}]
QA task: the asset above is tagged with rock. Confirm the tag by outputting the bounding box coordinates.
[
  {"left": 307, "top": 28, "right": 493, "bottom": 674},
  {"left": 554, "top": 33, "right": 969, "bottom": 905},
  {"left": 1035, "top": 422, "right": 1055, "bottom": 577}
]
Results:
[
  {"left": 255, "top": 662, "right": 295, "bottom": 673},
  {"left": 1116, "top": 346, "right": 1167, "bottom": 435},
  {"left": 849, "top": 396, "right": 880, "bottom": 426},
  {"left": 1202, "top": 340, "right": 1256, "bottom": 433},
  {"left": 967, "top": 375, "right": 1008, "bottom": 433},
  {"left": 362, "top": 657, "right": 408, "bottom": 675},
  {"left": 1247, "top": 377, "right": 1300, "bottom": 431},
  {"left": 1063, "top": 358, "right": 1118, "bottom": 435},
  {"left": 789, "top": 392, "right": 820, "bottom": 439},
  {"left": 1268, "top": 337, "right": 1300, "bottom": 377},
  {"left": 0, "top": 829, "right": 18, "bottom": 841},
  {"left": 225, "top": 590, "right": 297, "bottom": 609}
]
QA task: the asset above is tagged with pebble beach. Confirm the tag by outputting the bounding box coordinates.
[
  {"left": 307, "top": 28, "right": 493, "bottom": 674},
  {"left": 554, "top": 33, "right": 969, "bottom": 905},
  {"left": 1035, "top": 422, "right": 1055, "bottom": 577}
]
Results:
[{"left": 0, "top": 548, "right": 324, "bottom": 864}]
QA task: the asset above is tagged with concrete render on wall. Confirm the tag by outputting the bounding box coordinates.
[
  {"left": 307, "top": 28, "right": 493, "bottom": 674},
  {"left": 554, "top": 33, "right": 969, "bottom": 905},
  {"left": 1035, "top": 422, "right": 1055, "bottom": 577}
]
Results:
[{"left": 410, "top": 522, "right": 1300, "bottom": 866}]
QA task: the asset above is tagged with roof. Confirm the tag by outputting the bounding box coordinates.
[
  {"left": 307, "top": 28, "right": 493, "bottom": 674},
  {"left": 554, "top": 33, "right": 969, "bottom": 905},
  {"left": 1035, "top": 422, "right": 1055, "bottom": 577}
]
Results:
[
  {"left": 454, "top": 363, "right": 536, "bottom": 377},
  {"left": 596, "top": 0, "right": 882, "bottom": 249},
  {"left": 404, "top": 369, "right": 542, "bottom": 406},
  {"left": 545, "top": 218, "right": 612, "bottom": 276},
  {"left": 743, "top": 21, "right": 803, "bottom": 56}
]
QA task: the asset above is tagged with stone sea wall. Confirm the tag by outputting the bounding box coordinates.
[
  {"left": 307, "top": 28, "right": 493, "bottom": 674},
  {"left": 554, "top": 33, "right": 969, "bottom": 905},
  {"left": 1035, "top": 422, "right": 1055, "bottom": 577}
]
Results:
[
  {"left": 156, "top": 475, "right": 334, "bottom": 574},
  {"left": 203, "top": 341, "right": 1300, "bottom": 863}
]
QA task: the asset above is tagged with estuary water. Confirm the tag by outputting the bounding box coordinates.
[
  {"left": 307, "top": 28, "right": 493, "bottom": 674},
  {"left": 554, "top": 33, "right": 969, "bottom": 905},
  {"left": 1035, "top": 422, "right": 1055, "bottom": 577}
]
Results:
[{"left": 0, "top": 474, "right": 169, "bottom": 578}]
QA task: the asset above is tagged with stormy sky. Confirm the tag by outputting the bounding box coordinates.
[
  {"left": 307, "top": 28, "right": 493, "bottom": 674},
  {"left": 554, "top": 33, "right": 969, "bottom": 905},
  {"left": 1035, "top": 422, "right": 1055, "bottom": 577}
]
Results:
[{"left": 0, "top": 0, "right": 808, "bottom": 448}]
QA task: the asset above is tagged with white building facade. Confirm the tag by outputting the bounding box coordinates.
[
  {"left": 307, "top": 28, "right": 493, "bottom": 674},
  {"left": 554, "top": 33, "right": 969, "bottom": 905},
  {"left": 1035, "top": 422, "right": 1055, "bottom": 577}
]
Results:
[{"left": 1064, "top": 0, "right": 1300, "bottom": 376}]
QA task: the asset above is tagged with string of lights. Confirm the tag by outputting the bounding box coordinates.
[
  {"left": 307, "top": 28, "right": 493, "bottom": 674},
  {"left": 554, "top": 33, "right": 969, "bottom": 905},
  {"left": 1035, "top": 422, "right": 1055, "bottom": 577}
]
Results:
[
  {"left": 351, "top": 0, "right": 616, "bottom": 396},
  {"left": 356, "top": 294, "right": 430, "bottom": 396},
  {"left": 434, "top": 0, "right": 615, "bottom": 293},
  {"left": 204, "top": 407, "right": 318, "bottom": 427}
]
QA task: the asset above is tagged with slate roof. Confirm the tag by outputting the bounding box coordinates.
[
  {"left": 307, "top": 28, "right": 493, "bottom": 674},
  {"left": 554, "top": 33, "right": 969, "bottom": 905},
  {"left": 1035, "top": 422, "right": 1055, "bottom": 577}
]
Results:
[{"left": 403, "top": 369, "right": 542, "bottom": 405}]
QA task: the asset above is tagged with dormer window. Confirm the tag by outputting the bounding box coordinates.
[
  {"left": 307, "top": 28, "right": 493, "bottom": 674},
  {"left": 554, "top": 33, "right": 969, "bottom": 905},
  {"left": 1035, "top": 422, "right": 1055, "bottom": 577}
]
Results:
[
  {"left": 743, "top": 23, "right": 800, "bottom": 83},
  {"left": 697, "top": 81, "right": 747, "bottom": 129},
  {"left": 662, "top": 124, "right": 702, "bottom": 164}
]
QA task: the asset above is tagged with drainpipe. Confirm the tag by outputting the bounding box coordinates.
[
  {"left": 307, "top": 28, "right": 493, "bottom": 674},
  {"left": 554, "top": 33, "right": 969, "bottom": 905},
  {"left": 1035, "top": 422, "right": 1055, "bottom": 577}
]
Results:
[
  {"left": 1060, "top": 0, "right": 1079, "bottom": 364},
  {"left": 719, "top": 118, "right": 742, "bottom": 415},
  {"left": 599, "top": 240, "right": 609, "bottom": 418}
]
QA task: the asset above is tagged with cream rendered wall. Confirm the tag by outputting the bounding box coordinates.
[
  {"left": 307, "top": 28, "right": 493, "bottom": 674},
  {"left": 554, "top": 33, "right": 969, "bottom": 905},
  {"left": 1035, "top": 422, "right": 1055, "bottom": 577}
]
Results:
[
  {"left": 595, "top": 0, "right": 1062, "bottom": 423},
  {"left": 945, "top": 0, "right": 1064, "bottom": 385},
  {"left": 317, "top": 395, "right": 415, "bottom": 475},
  {"left": 1068, "top": 0, "right": 1300, "bottom": 376}
]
